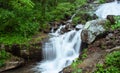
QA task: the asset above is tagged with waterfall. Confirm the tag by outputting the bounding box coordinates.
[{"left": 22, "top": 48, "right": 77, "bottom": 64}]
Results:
[
  {"left": 95, "top": 0, "right": 120, "bottom": 18},
  {"left": 35, "top": 24, "right": 83, "bottom": 73}
]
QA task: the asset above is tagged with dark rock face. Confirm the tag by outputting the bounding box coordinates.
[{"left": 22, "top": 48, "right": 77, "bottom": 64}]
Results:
[
  {"left": 11, "top": 44, "right": 21, "bottom": 57},
  {"left": 88, "top": 29, "right": 120, "bottom": 51},
  {"left": 4, "top": 43, "right": 43, "bottom": 61}
]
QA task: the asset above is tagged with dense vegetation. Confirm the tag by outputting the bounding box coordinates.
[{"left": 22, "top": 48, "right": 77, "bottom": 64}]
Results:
[
  {"left": 0, "top": 0, "right": 87, "bottom": 67},
  {"left": 0, "top": 0, "right": 87, "bottom": 44},
  {"left": 0, "top": 0, "right": 120, "bottom": 72},
  {"left": 95, "top": 50, "right": 120, "bottom": 73},
  {"left": 0, "top": 49, "right": 10, "bottom": 67}
]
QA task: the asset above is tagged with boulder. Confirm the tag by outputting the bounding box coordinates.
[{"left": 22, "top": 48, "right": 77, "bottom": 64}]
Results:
[{"left": 81, "top": 19, "right": 108, "bottom": 44}]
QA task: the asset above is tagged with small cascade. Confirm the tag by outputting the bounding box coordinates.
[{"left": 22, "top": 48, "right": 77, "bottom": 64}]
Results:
[
  {"left": 34, "top": 14, "right": 83, "bottom": 72},
  {"left": 35, "top": 26, "right": 83, "bottom": 73},
  {"left": 95, "top": 0, "right": 120, "bottom": 18}
]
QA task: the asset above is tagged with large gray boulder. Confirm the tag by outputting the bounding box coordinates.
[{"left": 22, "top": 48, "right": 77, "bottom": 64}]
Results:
[{"left": 81, "top": 19, "right": 108, "bottom": 44}]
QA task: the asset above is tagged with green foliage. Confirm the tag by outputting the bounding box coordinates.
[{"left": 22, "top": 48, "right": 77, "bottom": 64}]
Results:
[
  {"left": 74, "top": 0, "right": 87, "bottom": 7},
  {"left": 71, "top": 59, "right": 83, "bottom": 73},
  {"left": 10, "top": 0, "right": 34, "bottom": 11},
  {"left": 0, "top": 8, "right": 15, "bottom": 31},
  {"left": 81, "top": 49, "right": 87, "bottom": 59},
  {"left": 0, "top": 0, "right": 87, "bottom": 44},
  {"left": 72, "top": 17, "right": 81, "bottom": 24},
  {"left": 99, "top": 0, "right": 106, "bottom": 3},
  {"left": 0, "top": 49, "right": 10, "bottom": 67},
  {"left": 71, "top": 49, "right": 88, "bottom": 73},
  {"left": 94, "top": 51, "right": 120, "bottom": 73},
  {"left": 105, "top": 51, "right": 120, "bottom": 67},
  {"left": 16, "top": 21, "right": 39, "bottom": 36},
  {"left": 111, "top": 16, "right": 120, "bottom": 30},
  {"left": 0, "top": 34, "right": 31, "bottom": 45},
  {"left": 73, "top": 68, "right": 82, "bottom": 73},
  {"left": 0, "top": 0, "right": 39, "bottom": 36},
  {"left": 49, "top": 2, "right": 75, "bottom": 21},
  {"left": 71, "top": 58, "right": 81, "bottom": 68}
]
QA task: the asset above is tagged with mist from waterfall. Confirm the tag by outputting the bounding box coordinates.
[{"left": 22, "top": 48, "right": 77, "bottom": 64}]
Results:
[{"left": 95, "top": 0, "right": 120, "bottom": 18}]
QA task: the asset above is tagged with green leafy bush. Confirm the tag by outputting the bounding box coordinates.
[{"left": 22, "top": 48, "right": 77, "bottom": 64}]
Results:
[
  {"left": 49, "top": 2, "right": 75, "bottom": 21},
  {"left": 99, "top": 0, "right": 106, "bottom": 3},
  {"left": 0, "top": 0, "right": 39, "bottom": 36},
  {"left": 0, "top": 35, "right": 31, "bottom": 45},
  {"left": 111, "top": 16, "right": 120, "bottom": 30},
  {"left": 74, "top": 0, "right": 87, "bottom": 7},
  {"left": 71, "top": 59, "right": 83, "bottom": 73},
  {"left": 0, "top": 8, "right": 15, "bottom": 31},
  {"left": 0, "top": 50, "right": 10, "bottom": 67},
  {"left": 0, "top": 0, "right": 88, "bottom": 45},
  {"left": 105, "top": 51, "right": 120, "bottom": 68},
  {"left": 94, "top": 51, "right": 120, "bottom": 73}
]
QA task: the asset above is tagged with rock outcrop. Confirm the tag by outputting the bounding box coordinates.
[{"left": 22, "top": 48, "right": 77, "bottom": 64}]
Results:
[
  {"left": 81, "top": 19, "right": 108, "bottom": 44},
  {"left": 0, "top": 53, "right": 24, "bottom": 72}
]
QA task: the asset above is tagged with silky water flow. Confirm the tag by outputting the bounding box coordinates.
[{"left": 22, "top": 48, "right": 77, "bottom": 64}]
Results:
[
  {"left": 34, "top": 24, "right": 83, "bottom": 73},
  {"left": 95, "top": 0, "right": 120, "bottom": 18}
]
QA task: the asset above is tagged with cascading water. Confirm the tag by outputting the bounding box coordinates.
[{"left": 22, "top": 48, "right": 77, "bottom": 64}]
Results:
[
  {"left": 34, "top": 15, "right": 83, "bottom": 73},
  {"left": 33, "top": 0, "right": 120, "bottom": 73},
  {"left": 95, "top": 0, "right": 120, "bottom": 18},
  {"left": 35, "top": 25, "right": 83, "bottom": 73}
]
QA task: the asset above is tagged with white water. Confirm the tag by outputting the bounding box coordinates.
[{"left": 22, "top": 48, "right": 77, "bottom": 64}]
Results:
[
  {"left": 33, "top": 8, "right": 84, "bottom": 73},
  {"left": 35, "top": 24, "right": 83, "bottom": 73},
  {"left": 95, "top": 0, "right": 120, "bottom": 18},
  {"left": 34, "top": 0, "right": 120, "bottom": 73}
]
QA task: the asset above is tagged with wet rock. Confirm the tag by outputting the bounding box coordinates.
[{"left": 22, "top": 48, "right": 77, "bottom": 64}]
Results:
[
  {"left": 106, "top": 0, "right": 115, "bottom": 3},
  {"left": 19, "top": 43, "right": 43, "bottom": 61},
  {"left": 60, "top": 23, "right": 74, "bottom": 34},
  {"left": 0, "top": 54, "right": 24, "bottom": 72},
  {"left": 49, "top": 21, "right": 61, "bottom": 32},
  {"left": 20, "top": 49, "right": 29, "bottom": 58},
  {"left": 60, "top": 21, "right": 66, "bottom": 25},
  {"left": 75, "top": 24, "right": 84, "bottom": 30},
  {"left": 114, "top": 30, "right": 119, "bottom": 34},
  {"left": 43, "top": 28, "right": 50, "bottom": 33},
  {"left": 11, "top": 44, "right": 21, "bottom": 56},
  {"left": 108, "top": 33, "right": 114, "bottom": 38},
  {"left": 81, "top": 19, "right": 108, "bottom": 44}
]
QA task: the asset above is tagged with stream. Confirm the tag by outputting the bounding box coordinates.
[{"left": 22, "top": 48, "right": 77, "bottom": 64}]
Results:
[{"left": 2, "top": 0, "right": 120, "bottom": 73}]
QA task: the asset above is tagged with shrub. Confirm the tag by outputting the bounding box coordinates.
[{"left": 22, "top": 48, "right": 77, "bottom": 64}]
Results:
[
  {"left": 0, "top": 50, "right": 10, "bottom": 67},
  {"left": 94, "top": 51, "right": 120, "bottom": 73},
  {"left": 49, "top": 2, "right": 75, "bottom": 21},
  {"left": 111, "top": 16, "right": 120, "bottom": 30}
]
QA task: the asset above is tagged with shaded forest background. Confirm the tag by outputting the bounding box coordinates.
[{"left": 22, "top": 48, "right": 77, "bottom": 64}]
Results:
[{"left": 0, "top": 0, "right": 87, "bottom": 44}]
